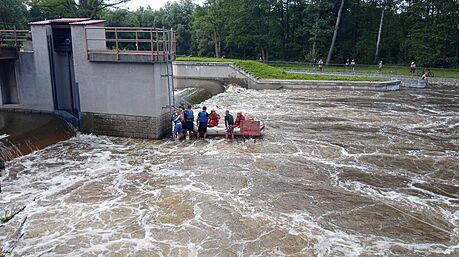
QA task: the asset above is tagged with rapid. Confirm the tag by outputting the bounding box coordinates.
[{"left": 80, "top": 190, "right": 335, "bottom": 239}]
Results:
[{"left": 1, "top": 86, "right": 458, "bottom": 256}]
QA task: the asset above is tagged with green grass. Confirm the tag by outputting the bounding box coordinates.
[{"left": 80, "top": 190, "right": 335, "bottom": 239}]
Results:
[
  {"left": 176, "top": 57, "right": 386, "bottom": 82},
  {"left": 270, "top": 61, "right": 459, "bottom": 79}
]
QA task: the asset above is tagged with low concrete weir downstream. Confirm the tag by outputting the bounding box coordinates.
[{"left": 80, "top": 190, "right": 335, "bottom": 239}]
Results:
[{"left": 1, "top": 86, "right": 458, "bottom": 256}]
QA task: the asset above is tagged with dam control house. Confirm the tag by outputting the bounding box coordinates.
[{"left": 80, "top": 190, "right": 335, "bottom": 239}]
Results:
[{"left": 0, "top": 18, "right": 176, "bottom": 139}]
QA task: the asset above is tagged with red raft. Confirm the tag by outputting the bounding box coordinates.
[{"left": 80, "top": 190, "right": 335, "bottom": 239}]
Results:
[{"left": 195, "top": 119, "right": 265, "bottom": 137}]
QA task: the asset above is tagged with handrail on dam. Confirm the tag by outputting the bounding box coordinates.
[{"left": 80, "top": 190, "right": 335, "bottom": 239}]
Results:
[
  {"left": 0, "top": 29, "right": 31, "bottom": 47},
  {"left": 85, "top": 26, "right": 176, "bottom": 62}
]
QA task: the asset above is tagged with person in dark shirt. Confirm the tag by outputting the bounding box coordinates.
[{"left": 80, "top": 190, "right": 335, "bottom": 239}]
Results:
[
  {"left": 183, "top": 105, "right": 194, "bottom": 138},
  {"left": 225, "top": 110, "right": 235, "bottom": 139},
  {"left": 197, "top": 106, "right": 209, "bottom": 138}
]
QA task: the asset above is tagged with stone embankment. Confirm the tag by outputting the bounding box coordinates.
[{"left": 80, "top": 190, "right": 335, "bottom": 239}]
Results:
[{"left": 173, "top": 61, "right": 401, "bottom": 91}]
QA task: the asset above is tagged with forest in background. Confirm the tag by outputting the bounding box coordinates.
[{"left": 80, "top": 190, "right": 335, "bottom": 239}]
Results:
[{"left": 1, "top": 0, "right": 458, "bottom": 68}]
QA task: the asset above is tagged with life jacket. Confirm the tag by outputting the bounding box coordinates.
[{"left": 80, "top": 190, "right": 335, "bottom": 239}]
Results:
[
  {"left": 208, "top": 113, "right": 220, "bottom": 127},
  {"left": 198, "top": 111, "right": 208, "bottom": 123},
  {"left": 171, "top": 115, "right": 181, "bottom": 124},
  {"left": 235, "top": 115, "right": 245, "bottom": 128},
  {"left": 184, "top": 109, "right": 194, "bottom": 121}
]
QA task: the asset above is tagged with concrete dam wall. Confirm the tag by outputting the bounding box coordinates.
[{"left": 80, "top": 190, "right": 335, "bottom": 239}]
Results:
[{"left": 173, "top": 61, "right": 401, "bottom": 91}]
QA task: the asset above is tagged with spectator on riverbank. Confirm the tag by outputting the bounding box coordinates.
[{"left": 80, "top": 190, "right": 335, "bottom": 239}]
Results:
[
  {"left": 318, "top": 59, "right": 324, "bottom": 71},
  {"left": 312, "top": 58, "right": 317, "bottom": 71},
  {"left": 378, "top": 61, "right": 383, "bottom": 72},
  {"left": 421, "top": 72, "right": 429, "bottom": 86},
  {"left": 345, "top": 59, "right": 350, "bottom": 69},
  {"left": 351, "top": 59, "right": 356, "bottom": 72},
  {"left": 410, "top": 62, "right": 416, "bottom": 75}
]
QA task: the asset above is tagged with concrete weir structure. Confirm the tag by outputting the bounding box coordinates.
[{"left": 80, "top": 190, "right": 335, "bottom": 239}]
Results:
[
  {"left": 0, "top": 19, "right": 176, "bottom": 139},
  {"left": 174, "top": 61, "right": 401, "bottom": 91}
]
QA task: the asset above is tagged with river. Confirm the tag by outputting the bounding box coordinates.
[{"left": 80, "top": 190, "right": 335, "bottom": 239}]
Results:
[{"left": 1, "top": 86, "right": 458, "bottom": 256}]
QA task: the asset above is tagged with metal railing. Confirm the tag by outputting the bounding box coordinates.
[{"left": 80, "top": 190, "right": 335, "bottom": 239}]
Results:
[
  {"left": 85, "top": 27, "right": 176, "bottom": 62},
  {"left": 0, "top": 28, "right": 31, "bottom": 47}
]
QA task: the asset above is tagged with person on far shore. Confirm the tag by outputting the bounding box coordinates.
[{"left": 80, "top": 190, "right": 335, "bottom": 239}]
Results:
[
  {"left": 410, "top": 62, "right": 416, "bottom": 75},
  {"left": 197, "top": 106, "right": 209, "bottom": 138},
  {"left": 421, "top": 71, "right": 429, "bottom": 86},
  {"left": 312, "top": 58, "right": 317, "bottom": 71},
  {"left": 351, "top": 59, "right": 356, "bottom": 72},
  {"left": 183, "top": 104, "right": 194, "bottom": 139},
  {"left": 345, "top": 59, "right": 350, "bottom": 69},
  {"left": 318, "top": 59, "right": 324, "bottom": 72},
  {"left": 378, "top": 61, "right": 383, "bottom": 72},
  {"left": 225, "top": 110, "right": 235, "bottom": 139}
]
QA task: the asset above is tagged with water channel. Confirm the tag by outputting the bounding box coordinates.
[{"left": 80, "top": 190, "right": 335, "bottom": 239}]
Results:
[{"left": 1, "top": 86, "right": 458, "bottom": 256}]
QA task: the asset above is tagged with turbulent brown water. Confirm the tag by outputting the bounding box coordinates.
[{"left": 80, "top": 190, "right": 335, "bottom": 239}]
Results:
[{"left": 1, "top": 86, "right": 458, "bottom": 256}]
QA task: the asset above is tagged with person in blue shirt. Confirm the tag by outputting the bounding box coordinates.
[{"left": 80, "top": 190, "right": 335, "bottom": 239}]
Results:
[
  {"left": 183, "top": 104, "right": 194, "bottom": 138},
  {"left": 171, "top": 110, "right": 183, "bottom": 140},
  {"left": 197, "top": 106, "right": 209, "bottom": 138}
]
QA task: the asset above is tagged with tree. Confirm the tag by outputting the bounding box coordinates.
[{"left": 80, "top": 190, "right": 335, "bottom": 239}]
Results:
[
  {"left": 0, "top": 0, "right": 28, "bottom": 29},
  {"left": 326, "top": 0, "right": 345, "bottom": 65},
  {"left": 68, "top": 0, "right": 131, "bottom": 18}
]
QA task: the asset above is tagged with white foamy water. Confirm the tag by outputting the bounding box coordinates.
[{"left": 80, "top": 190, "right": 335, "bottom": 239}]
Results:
[{"left": 1, "top": 86, "right": 458, "bottom": 256}]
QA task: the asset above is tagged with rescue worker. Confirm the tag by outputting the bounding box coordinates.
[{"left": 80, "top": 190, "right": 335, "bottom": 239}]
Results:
[
  {"left": 208, "top": 109, "right": 220, "bottom": 127},
  {"left": 171, "top": 110, "right": 183, "bottom": 140},
  {"left": 197, "top": 106, "right": 209, "bottom": 138},
  {"left": 183, "top": 105, "right": 194, "bottom": 138},
  {"left": 234, "top": 111, "right": 245, "bottom": 128},
  {"left": 225, "top": 110, "right": 235, "bottom": 139}
]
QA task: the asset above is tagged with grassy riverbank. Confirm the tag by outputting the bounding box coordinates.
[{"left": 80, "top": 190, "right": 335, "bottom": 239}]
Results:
[
  {"left": 270, "top": 61, "right": 459, "bottom": 79},
  {"left": 176, "top": 57, "right": 386, "bottom": 82}
]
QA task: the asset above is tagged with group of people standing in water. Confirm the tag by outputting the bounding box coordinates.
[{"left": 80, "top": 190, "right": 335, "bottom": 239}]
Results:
[{"left": 171, "top": 104, "right": 246, "bottom": 140}]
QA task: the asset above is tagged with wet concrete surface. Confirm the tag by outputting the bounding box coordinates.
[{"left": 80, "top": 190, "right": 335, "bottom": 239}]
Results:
[
  {"left": 0, "top": 86, "right": 458, "bottom": 256},
  {"left": 0, "top": 112, "right": 75, "bottom": 161}
]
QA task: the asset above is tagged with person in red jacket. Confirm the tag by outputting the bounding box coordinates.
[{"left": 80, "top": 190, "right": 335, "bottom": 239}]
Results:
[
  {"left": 207, "top": 109, "right": 220, "bottom": 127},
  {"left": 234, "top": 111, "right": 245, "bottom": 128}
]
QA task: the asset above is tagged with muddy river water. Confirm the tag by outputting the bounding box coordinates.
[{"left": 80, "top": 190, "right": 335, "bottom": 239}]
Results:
[{"left": 1, "top": 86, "right": 458, "bottom": 256}]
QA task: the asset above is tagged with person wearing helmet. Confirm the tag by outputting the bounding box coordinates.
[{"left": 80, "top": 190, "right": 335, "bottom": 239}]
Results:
[
  {"left": 197, "top": 106, "right": 209, "bottom": 138},
  {"left": 208, "top": 109, "right": 221, "bottom": 127},
  {"left": 234, "top": 111, "right": 245, "bottom": 128}
]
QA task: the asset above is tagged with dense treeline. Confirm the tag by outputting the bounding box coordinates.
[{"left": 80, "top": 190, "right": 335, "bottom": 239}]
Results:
[{"left": 1, "top": 0, "right": 458, "bottom": 67}]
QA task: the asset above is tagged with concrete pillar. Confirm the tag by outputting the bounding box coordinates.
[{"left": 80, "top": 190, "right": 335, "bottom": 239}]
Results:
[{"left": 70, "top": 24, "right": 172, "bottom": 139}]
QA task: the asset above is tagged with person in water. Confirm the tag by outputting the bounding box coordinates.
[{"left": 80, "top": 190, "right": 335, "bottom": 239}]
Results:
[
  {"left": 171, "top": 110, "right": 183, "bottom": 140},
  {"left": 225, "top": 110, "right": 235, "bottom": 139},
  {"left": 234, "top": 111, "right": 245, "bottom": 128},
  {"left": 183, "top": 104, "right": 194, "bottom": 138},
  {"left": 208, "top": 109, "right": 220, "bottom": 127},
  {"left": 197, "top": 106, "right": 209, "bottom": 138}
]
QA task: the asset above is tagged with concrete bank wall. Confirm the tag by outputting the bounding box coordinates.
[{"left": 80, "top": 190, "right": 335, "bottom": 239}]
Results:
[
  {"left": 174, "top": 62, "right": 253, "bottom": 93},
  {"left": 286, "top": 69, "right": 459, "bottom": 88},
  {"left": 173, "top": 62, "right": 400, "bottom": 91},
  {"left": 71, "top": 25, "right": 172, "bottom": 139},
  {"left": 429, "top": 77, "right": 459, "bottom": 87}
]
